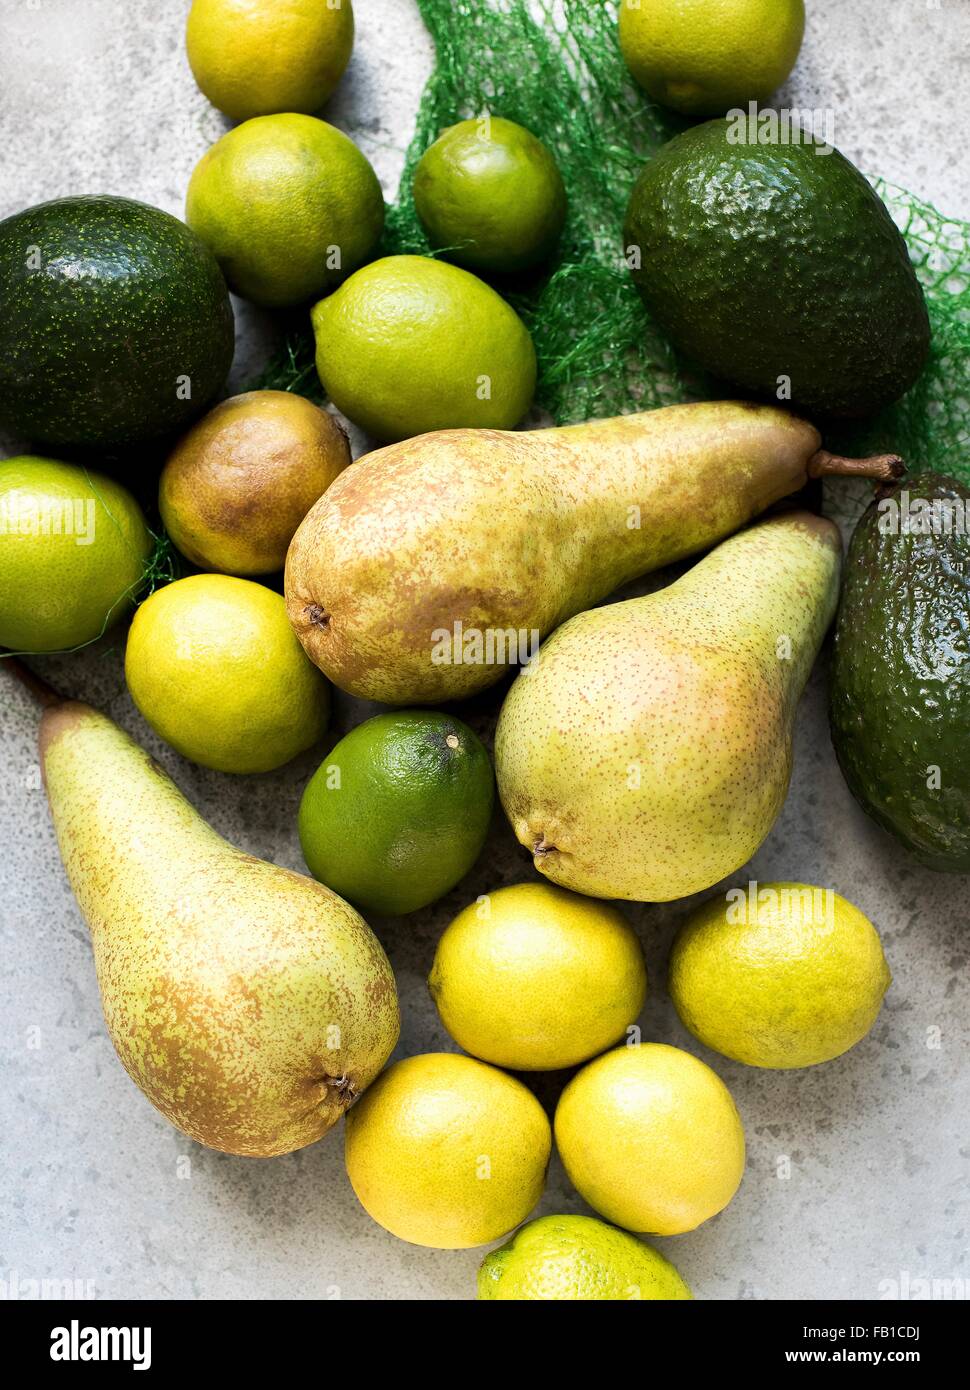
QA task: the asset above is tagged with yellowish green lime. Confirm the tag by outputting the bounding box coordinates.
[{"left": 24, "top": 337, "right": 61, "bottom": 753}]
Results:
[
  {"left": 669, "top": 882, "right": 892, "bottom": 1068},
  {"left": 413, "top": 115, "right": 566, "bottom": 273},
  {"left": 554, "top": 1042, "right": 745, "bottom": 1236},
  {"left": 344, "top": 1052, "right": 551, "bottom": 1249},
  {"left": 0, "top": 456, "right": 151, "bottom": 653},
  {"left": 185, "top": 114, "right": 384, "bottom": 307},
  {"left": 299, "top": 710, "right": 493, "bottom": 915},
  {"left": 311, "top": 254, "right": 537, "bottom": 441},
  {"left": 125, "top": 573, "right": 329, "bottom": 773},
  {"left": 186, "top": 0, "right": 355, "bottom": 122},
  {"left": 429, "top": 882, "right": 646, "bottom": 1070},
  {"left": 478, "top": 1214, "right": 692, "bottom": 1301},
  {"left": 618, "top": 0, "right": 805, "bottom": 117}
]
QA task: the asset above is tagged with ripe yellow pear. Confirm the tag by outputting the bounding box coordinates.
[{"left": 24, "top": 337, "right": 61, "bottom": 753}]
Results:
[
  {"left": 34, "top": 692, "right": 399, "bottom": 1157},
  {"left": 495, "top": 512, "right": 842, "bottom": 902},
  {"left": 285, "top": 401, "right": 897, "bottom": 703}
]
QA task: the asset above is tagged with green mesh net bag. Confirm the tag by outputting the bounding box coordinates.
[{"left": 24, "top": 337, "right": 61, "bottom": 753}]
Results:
[{"left": 264, "top": 0, "right": 970, "bottom": 483}]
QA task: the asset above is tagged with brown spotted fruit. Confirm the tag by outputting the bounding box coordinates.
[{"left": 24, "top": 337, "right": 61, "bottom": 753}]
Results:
[
  {"left": 495, "top": 513, "right": 842, "bottom": 902},
  {"left": 39, "top": 696, "right": 399, "bottom": 1156},
  {"left": 285, "top": 401, "right": 900, "bottom": 704},
  {"left": 160, "top": 390, "right": 350, "bottom": 576}
]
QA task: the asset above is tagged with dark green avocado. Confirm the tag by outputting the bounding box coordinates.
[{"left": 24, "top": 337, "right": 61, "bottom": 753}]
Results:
[
  {"left": 830, "top": 473, "right": 970, "bottom": 870},
  {"left": 0, "top": 195, "right": 235, "bottom": 450},
  {"left": 624, "top": 119, "right": 931, "bottom": 419}
]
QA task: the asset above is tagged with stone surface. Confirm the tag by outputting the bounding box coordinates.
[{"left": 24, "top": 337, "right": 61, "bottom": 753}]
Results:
[{"left": 1, "top": 0, "right": 969, "bottom": 1303}]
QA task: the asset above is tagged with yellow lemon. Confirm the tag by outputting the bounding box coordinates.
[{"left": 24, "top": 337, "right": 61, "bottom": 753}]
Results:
[
  {"left": 618, "top": 0, "right": 805, "bottom": 117},
  {"left": 429, "top": 883, "right": 647, "bottom": 1070},
  {"left": 186, "top": 0, "right": 355, "bottom": 122},
  {"left": 125, "top": 574, "right": 329, "bottom": 773},
  {"left": 669, "top": 882, "right": 892, "bottom": 1068},
  {"left": 344, "top": 1052, "right": 551, "bottom": 1249},
  {"left": 554, "top": 1043, "right": 745, "bottom": 1235},
  {"left": 186, "top": 114, "right": 384, "bottom": 308},
  {"left": 478, "top": 1214, "right": 692, "bottom": 1300},
  {"left": 0, "top": 456, "right": 151, "bottom": 653},
  {"left": 311, "top": 255, "right": 537, "bottom": 441}
]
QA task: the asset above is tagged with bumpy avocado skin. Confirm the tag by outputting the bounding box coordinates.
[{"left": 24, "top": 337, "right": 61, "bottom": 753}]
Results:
[
  {"left": 625, "top": 119, "right": 930, "bottom": 419},
  {"left": 0, "top": 195, "right": 235, "bottom": 450},
  {"left": 830, "top": 474, "right": 970, "bottom": 870}
]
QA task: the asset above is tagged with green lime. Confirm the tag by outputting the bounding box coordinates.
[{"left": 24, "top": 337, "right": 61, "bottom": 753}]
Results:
[
  {"left": 619, "top": 0, "right": 805, "bottom": 117},
  {"left": 299, "top": 710, "right": 494, "bottom": 914},
  {"left": 413, "top": 116, "right": 567, "bottom": 273},
  {"left": 185, "top": 113, "right": 384, "bottom": 308},
  {"left": 669, "top": 882, "right": 891, "bottom": 1068},
  {"left": 187, "top": 0, "right": 355, "bottom": 122},
  {"left": 0, "top": 456, "right": 151, "bottom": 653},
  {"left": 311, "top": 255, "right": 537, "bottom": 441},
  {"left": 125, "top": 573, "right": 329, "bottom": 773},
  {"left": 478, "top": 1214, "right": 692, "bottom": 1301}
]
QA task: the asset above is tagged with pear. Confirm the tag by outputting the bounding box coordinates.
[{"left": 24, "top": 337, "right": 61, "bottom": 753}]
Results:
[
  {"left": 35, "top": 694, "right": 399, "bottom": 1157},
  {"left": 494, "top": 512, "right": 842, "bottom": 902},
  {"left": 285, "top": 401, "right": 899, "bottom": 703}
]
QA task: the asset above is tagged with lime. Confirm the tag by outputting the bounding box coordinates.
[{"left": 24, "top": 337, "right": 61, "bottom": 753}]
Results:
[
  {"left": 429, "top": 883, "right": 646, "bottom": 1070},
  {"left": 310, "top": 254, "right": 537, "bottom": 441},
  {"left": 344, "top": 1052, "right": 551, "bottom": 1249},
  {"left": 669, "top": 883, "right": 892, "bottom": 1068},
  {"left": 125, "top": 574, "right": 329, "bottom": 773},
  {"left": 478, "top": 1214, "right": 692, "bottom": 1301},
  {"left": 185, "top": 114, "right": 384, "bottom": 307},
  {"left": 413, "top": 115, "right": 567, "bottom": 274},
  {"left": 0, "top": 456, "right": 151, "bottom": 653},
  {"left": 159, "top": 391, "right": 350, "bottom": 576},
  {"left": 554, "top": 1043, "right": 745, "bottom": 1235},
  {"left": 618, "top": 0, "right": 805, "bottom": 117},
  {"left": 187, "top": 0, "right": 354, "bottom": 122},
  {"left": 299, "top": 710, "right": 494, "bottom": 914}
]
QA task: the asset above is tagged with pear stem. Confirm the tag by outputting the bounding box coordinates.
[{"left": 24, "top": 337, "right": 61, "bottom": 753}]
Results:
[
  {"left": 3, "top": 656, "right": 64, "bottom": 708},
  {"left": 806, "top": 449, "right": 905, "bottom": 483}
]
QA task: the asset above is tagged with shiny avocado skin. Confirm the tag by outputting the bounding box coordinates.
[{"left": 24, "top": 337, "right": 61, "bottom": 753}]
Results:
[
  {"left": 624, "top": 119, "right": 930, "bottom": 419},
  {"left": 0, "top": 195, "right": 235, "bottom": 450},
  {"left": 830, "top": 474, "right": 970, "bottom": 870}
]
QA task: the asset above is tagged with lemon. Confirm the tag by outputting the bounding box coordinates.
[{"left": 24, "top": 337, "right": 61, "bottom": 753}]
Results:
[
  {"left": 311, "top": 255, "right": 537, "bottom": 441},
  {"left": 478, "top": 1213, "right": 692, "bottom": 1301},
  {"left": 159, "top": 391, "right": 351, "bottom": 576},
  {"left": 413, "top": 116, "right": 567, "bottom": 274},
  {"left": 185, "top": 114, "right": 384, "bottom": 307},
  {"left": 555, "top": 1043, "right": 745, "bottom": 1236},
  {"left": 429, "top": 883, "right": 646, "bottom": 1070},
  {"left": 344, "top": 1052, "right": 551, "bottom": 1249},
  {"left": 299, "top": 710, "right": 494, "bottom": 915},
  {"left": 0, "top": 456, "right": 151, "bottom": 653},
  {"left": 618, "top": 0, "right": 805, "bottom": 117},
  {"left": 669, "top": 882, "right": 892, "bottom": 1069},
  {"left": 186, "top": 0, "right": 355, "bottom": 122},
  {"left": 125, "top": 574, "right": 329, "bottom": 773}
]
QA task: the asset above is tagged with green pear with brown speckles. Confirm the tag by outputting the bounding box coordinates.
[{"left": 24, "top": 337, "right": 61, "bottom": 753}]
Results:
[
  {"left": 495, "top": 512, "right": 841, "bottom": 902},
  {"left": 286, "top": 400, "right": 896, "bottom": 705},
  {"left": 39, "top": 700, "right": 399, "bottom": 1157}
]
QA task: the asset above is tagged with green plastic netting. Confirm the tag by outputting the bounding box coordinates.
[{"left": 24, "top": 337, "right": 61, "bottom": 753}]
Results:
[{"left": 261, "top": 0, "right": 970, "bottom": 480}]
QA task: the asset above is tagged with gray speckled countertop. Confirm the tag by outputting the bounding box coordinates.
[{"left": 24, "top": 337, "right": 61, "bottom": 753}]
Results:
[{"left": 1, "top": 0, "right": 968, "bottom": 1302}]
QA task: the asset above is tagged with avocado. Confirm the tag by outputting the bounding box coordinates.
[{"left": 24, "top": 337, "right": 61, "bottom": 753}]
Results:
[
  {"left": 0, "top": 196, "right": 235, "bottom": 451},
  {"left": 830, "top": 473, "right": 970, "bottom": 870},
  {"left": 624, "top": 119, "right": 930, "bottom": 419}
]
